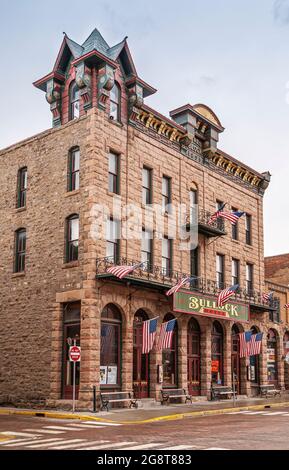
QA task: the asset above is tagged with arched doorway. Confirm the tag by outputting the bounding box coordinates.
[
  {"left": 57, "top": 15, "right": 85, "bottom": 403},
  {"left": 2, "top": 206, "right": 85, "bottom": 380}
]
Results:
[
  {"left": 283, "top": 332, "right": 289, "bottom": 390},
  {"left": 267, "top": 329, "right": 278, "bottom": 386},
  {"left": 187, "top": 317, "right": 201, "bottom": 396},
  {"left": 249, "top": 326, "right": 260, "bottom": 386},
  {"left": 231, "top": 324, "right": 241, "bottom": 394},
  {"left": 100, "top": 304, "right": 122, "bottom": 389},
  {"left": 211, "top": 321, "right": 224, "bottom": 385},
  {"left": 162, "top": 313, "right": 178, "bottom": 388},
  {"left": 133, "top": 310, "right": 149, "bottom": 398}
]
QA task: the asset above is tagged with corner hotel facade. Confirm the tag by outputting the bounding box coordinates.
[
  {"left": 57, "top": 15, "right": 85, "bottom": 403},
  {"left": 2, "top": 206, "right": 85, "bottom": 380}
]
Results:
[{"left": 1, "top": 28, "right": 288, "bottom": 409}]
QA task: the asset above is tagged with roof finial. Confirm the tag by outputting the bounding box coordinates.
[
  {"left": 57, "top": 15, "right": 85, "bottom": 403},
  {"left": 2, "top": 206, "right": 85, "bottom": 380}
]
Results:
[
  {"left": 124, "top": 36, "right": 128, "bottom": 41},
  {"left": 63, "top": 31, "right": 67, "bottom": 37}
]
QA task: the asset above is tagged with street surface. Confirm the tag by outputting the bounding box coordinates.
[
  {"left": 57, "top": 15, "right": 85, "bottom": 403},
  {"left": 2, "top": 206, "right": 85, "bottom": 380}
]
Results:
[{"left": 1, "top": 408, "right": 289, "bottom": 450}]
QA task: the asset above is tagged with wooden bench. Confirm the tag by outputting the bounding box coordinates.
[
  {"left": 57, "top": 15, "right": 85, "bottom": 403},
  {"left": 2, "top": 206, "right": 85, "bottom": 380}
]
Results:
[
  {"left": 100, "top": 391, "right": 138, "bottom": 411},
  {"left": 160, "top": 388, "right": 192, "bottom": 405},
  {"left": 211, "top": 385, "right": 237, "bottom": 401},
  {"left": 260, "top": 384, "right": 281, "bottom": 399}
]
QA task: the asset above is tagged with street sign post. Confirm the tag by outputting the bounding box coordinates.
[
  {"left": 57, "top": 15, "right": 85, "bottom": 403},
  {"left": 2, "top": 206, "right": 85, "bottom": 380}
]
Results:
[{"left": 69, "top": 342, "right": 81, "bottom": 412}]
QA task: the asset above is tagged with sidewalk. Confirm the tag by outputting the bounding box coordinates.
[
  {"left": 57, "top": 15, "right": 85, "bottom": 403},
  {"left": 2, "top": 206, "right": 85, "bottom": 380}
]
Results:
[{"left": 1, "top": 395, "right": 289, "bottom": 424}]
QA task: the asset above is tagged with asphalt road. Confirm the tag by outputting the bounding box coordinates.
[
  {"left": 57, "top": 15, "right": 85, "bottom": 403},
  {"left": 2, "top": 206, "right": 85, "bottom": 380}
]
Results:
[{"left": 1, "top": 408, "right": 289, "bottom": 450}]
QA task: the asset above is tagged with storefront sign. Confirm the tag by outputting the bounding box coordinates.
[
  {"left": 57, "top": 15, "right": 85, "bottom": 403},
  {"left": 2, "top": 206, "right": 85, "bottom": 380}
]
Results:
[
  {"left": 100, "top": 366, "right": 107, "bottom": 385},
  {"left": 173, "top": 291, "right": 249, "bottom": 322},
  {"left": 107, "top": 366, "right": 118, "bottom": 385}
]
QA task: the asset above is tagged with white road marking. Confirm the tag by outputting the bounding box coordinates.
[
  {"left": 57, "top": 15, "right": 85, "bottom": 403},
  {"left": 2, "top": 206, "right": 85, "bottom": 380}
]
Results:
[
  {"left": 3, "top": 437, "right": 65, "bottom": 447},
  {"left": 69, "top": 421, "right": 121, "bottom": 427},
  {"left": 52, "top": 440, "right": 111, "bottom": 450},
  {"left": 205, "top": 447, "right": 230, "bottom": 450},
  {"left": 119, "top": 443, "right": 164, "bottom": 450},
  {"left": 66, "top": 424, "right": 104, "bottom": 429},
  {"left": 23, "top": 428, "right": 65, "bottom": 434},
  {"left": 78, "top": 441, "right": 138, "bottom": 451},
  {"left": 1, "top": 438, "right": 39, "bottom": 446},
  {"left": 27, "top": 439, "right": 88, "bottom": 449},
  {"left": 161, "top": 445, "right": 198, "bottom": 450},
  {"left": 262, "top": 412, "right": 288, "bottom": 415},
  {"left": 43, "top": 426, "right": 84, "bottom": 431},
  {"left": 1, "top": 431, "right": 40, "bottom": 438}
]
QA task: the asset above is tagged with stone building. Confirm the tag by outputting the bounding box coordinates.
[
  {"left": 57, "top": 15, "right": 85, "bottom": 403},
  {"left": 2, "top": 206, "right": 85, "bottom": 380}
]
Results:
[{"left": 0, "top": 28, "right": 288, "bottom": 409}]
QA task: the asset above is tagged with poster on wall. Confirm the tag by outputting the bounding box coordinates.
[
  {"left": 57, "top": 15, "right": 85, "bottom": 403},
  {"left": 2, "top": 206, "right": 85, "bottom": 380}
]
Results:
[
  {"left": 107, "top": 366, "right": 118, "bottom": 385},
  {"left": 100, "top": 366, "right": 107, "bottom": 385}
]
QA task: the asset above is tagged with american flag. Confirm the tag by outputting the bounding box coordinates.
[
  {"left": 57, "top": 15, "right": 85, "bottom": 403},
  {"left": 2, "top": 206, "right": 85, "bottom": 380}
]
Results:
[
  {"left": 166, "top": 276, "right": 198, "bottom": 296},
  {"left": 239, "top": 331, "right": 252, "bottom": 358},
  {"left": 142, "top": 317, "right": 158, "bottom": 354},
  {"left": 261, "top": 291, "right": 273, "bottom": 303},
  {"left": 208, "top": 203, "right": 226, "bottom": 225},
  {"left": 107, "top": 262, "right": 144, "bottom": 279},
  {"left": 156, "top": 319, "right": 176, "bottom": 351},
  {"left": 284, "top": 304, "right": 289, "bottom": 309},
  {"left": 249, "top": 333, "right": 263, "bottom": 356},
  {"left": 216, "top": 210, "right": 245, "bottom": 225},
  {"left": 217, "top": 284, "right": 239, "bottom": 307}
]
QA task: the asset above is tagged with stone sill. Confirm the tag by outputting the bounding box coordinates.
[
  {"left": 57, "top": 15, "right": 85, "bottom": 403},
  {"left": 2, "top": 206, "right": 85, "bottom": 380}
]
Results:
[
  {"left": 12, "top": 272, "right": 25, "bottom": 278},
  {"left": 62, "top": 261, "right": 80, "bottom": 269},
  {"left": 108, "top": 117, "right": 123, "bottom": 128},
  {"left": 65, "top": 189, "right": 80, "bottom": 198},
  {"left": 15, "top": 206, "right": 26, "bottom": 213}
]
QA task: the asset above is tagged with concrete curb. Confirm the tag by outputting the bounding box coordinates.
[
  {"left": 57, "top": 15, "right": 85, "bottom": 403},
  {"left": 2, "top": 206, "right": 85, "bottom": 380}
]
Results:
[{"left": 1, "top": 401, "right": 289, "bottom": 425}]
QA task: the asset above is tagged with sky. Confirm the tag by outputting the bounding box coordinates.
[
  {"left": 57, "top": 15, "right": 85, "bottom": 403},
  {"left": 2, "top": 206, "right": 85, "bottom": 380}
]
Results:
[{"left": 0, "top": 0, "right": 288, "bottom": 256}]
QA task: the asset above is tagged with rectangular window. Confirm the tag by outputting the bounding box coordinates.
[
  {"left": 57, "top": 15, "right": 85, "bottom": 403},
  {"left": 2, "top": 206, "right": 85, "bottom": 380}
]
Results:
[
  {"left": 231, "top": 207, "right": 238, "bottom": 240},
  {"left": 216, "top": 254, "right": 225, "bottom": 289},
  {"left": 67, "top": 216, "right": 79, "bottom": 262},
  {"left": 106, "top": 218, "right": 120, "bottom": 262},
  {"left": 108, "top": 152, "right": 119, "bottom": 194},
  {"left": 216, "top": 200, "right": 224, "bottom": 210},
  {"left": 162, "top": 237, "right": 172, "bottom": 276},
  {"left": 232, "top": 258, "right": 240, "bottom": 286},
  {"left": 245, "top": 214, "right": 252, "bottom": 245},
  {"left": 162, "top": 176, "right": 171, "bottom": 213},
  {"left": 17, "top": 167, "right": 27, "bottom": 208},
  {"left": 141, "top": 229, "right": 153, "bottom": 271},
  {"left": 142, "top": 167, "right": 152, "bottom": 205},
  {"left": 15, "top": 229, "right": 26, "bottom": 273},
  {"left": 246, "top": 263, "right": 254, "bottom": 294},
  {"left": 68, "top": 148, "right": 80, "bottom": 191}
]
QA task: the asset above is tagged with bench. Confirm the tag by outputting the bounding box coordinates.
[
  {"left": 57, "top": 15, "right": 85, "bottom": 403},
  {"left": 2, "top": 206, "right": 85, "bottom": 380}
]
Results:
[
  {"left": 160, "top": 388, "right": 192, "bottom": 405},
  {"left": 100, "top": 391, "right": 138, "bottom": 411},
  {"left": 259, "top": 384, "right": 281, "bottom": 399},
  {"left": 211, "top": 385, "right": 237, "bottom": 401}
]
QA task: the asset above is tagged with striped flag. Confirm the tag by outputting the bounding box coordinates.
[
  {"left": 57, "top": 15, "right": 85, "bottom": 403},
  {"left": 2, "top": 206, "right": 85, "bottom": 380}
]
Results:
[
  {"left": 156, "top": 319, "right": 176, "bottom": 351},
  {"left": 142, "top": 317, "right": 158, "bottom": 354},
  {"left": 239, "top": 331, "right": 252, "bottom": 358},
  {"left": 166, "top": 276, "right": 198, "bottom": 296},
  {"left": 262, "top": 292, "right": 273, "bottom": 303},
  {"left": 208, "top": 203, "right": 226, "bottom": 225},
  {"left": 217, "top": 284, "right": 239, "bottom": 307},
  {"left": 249, "top": 333, "right": 263, "bottom": 356},
  {"left": 107, "top": 262, "right": 144, "bottom": 279},
  {"left": 284, "top": 304, "right": 289, "bottom": 309},
  {"left": 216, "top": 210, "right": 245, "bottom": 225}
]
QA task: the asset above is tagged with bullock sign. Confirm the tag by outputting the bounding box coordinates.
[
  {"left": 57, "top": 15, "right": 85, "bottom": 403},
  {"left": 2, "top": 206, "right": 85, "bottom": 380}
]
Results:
[{"left": 173, "top": 291, "right": 249, "bottom": 322}]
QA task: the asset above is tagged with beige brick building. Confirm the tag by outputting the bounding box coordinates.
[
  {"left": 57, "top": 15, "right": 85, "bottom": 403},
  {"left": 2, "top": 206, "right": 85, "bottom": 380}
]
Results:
[{"left": 1, "top": 28, "right": 288, "bottom": 410}]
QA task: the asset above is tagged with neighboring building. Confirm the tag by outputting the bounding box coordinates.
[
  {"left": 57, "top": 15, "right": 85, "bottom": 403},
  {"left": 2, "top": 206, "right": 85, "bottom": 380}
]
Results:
[{"left": 0, "top": 28, "right": 288, "bottom": 409}]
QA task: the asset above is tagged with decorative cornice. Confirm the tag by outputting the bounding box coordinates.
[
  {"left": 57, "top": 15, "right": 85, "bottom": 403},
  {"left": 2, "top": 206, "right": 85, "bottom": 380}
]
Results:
[{"left": 137, "top": 108, "right": 191, "bottom": 145}]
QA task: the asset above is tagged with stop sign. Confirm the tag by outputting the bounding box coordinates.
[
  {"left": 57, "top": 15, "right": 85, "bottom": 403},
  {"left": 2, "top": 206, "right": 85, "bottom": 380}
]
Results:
[{"left": 69, "top": 345, "right": 81, "bottom": 362}]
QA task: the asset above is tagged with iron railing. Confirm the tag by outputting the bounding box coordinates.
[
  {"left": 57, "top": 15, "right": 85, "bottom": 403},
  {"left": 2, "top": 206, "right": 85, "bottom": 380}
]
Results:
[{"left": 186, "top": 209, "right": 226, "bottom": 236}]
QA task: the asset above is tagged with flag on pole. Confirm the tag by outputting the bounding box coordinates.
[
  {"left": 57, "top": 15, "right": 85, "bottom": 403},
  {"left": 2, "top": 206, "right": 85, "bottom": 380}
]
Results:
[
  {"left": 107, "top": 262, "right": 144, "bottom": 279},
  {"left": 249, "top": 333, "right": 263, "bottom": 356},
  {"left": 156, "top": 319, "right": 176, "bottom": 351},
  {"left": 239, "top": 331, "right": 252, "bottom": 358},
  {"left": 208, "top": 203, "right": 226, "bottom": 225},
  {"left": 166, "top": 276, "right": 198, "bottom": 296},
  {"left": 261, "top": 292, "right": 273, "bottom": 303},
  {"left": 284, "top": 304, "right": 289, "bottom": 309},
  {"left": 142, "top": 317, "right": 158, "bottom": 354},
  {"left": 214, "top": 210, "right": 245, "bottom": 225},
  {"left": 217, "top": 284, "right": 239, "bottom": 307}
]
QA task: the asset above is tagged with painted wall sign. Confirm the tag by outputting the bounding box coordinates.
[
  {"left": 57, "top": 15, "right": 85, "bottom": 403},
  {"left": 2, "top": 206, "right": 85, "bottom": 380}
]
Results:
[{"left": 173, "top": 291, "right": 249, "bottom": 322}]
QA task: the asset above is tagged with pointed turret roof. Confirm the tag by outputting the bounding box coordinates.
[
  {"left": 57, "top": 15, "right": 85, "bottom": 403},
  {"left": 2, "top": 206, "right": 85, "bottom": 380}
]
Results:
[{"left": 82, "top": 28, "right": 110, "bottom": 55}]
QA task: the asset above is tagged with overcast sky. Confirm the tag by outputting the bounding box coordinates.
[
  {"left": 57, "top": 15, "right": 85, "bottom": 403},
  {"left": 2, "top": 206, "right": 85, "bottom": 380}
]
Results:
[{"left": 1, "top": 0, "right": 288, "bottom": 256}]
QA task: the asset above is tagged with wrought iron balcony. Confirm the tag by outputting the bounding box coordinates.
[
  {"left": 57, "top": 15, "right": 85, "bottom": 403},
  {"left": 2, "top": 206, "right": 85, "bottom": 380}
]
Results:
[
  {"left": 96, "top": 257, "right": 278, "bottom": 312},
  {"left": 186, "top": 209, "right": 226, "bottom": 238}
]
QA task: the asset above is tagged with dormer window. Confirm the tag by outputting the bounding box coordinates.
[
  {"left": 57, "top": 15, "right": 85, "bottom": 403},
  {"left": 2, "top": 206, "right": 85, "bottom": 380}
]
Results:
[
  {"left": 110, "top": 83, "right": 120, "bottom": 122},
  {"left": 69, "top": 82, "right": 80, "bottom": 120}
]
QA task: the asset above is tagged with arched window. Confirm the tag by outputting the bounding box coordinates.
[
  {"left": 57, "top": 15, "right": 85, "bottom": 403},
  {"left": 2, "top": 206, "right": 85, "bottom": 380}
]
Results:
[
  {"left": 66, "top": 214, "right": 79, "bottom": 262},
  {"left": 231, "top": 324, "right": 241, "bottom": 394},
  {"left": 249, "top": 326, "right": 260, "bottom": 384},
  {"left": 284, "top": 332, "right": 289, "bottom": 390},
  {"left": 62, "top": 302, "right": 81, "bottom": 399},
  {"left": 162, "top": 313, "right": 178, "bottom": 387},
  {"left": 14, "top": 228, "right": 26, "bottom": 273},
  {"left": 211, "top": 321, "right": 223, "bottom": 384},
  {"left": 100, "top": 304, "right": 122, "bottom": 388},
  {"left": 17, "top": 167, "right": 27, "bottom": 208},
  {"left": 68, "top": 147, "right": 80, "bottom": 191},
  {"left": 187, "top": 318, "right": 201, "bottom": 395},
  {"left": 69, "top": 81, "right": 80, "bottom": 120},
  {"left": 267, "top": 329, "right": 278, "bottom": 385},
  {"left": 110, "top": 83, "right": 121, "bottom": 122},
  {"left": 133, "top": 310, "right": 149, "bottom": 398}
]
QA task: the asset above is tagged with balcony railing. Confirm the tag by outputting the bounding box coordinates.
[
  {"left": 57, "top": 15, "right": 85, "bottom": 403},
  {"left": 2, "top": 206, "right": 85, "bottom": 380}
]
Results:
[
  {"left": 186, "top": 209, "right": 226, "bottom": 237},
  {"left": 96, "top": 257, "right": 278, "bottom": 311}
]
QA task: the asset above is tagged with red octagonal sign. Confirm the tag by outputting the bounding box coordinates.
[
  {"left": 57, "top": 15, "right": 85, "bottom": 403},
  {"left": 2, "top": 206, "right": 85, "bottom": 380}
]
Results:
[{"left": 69, "top": 345, "right": 81, "bottom": 362}]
